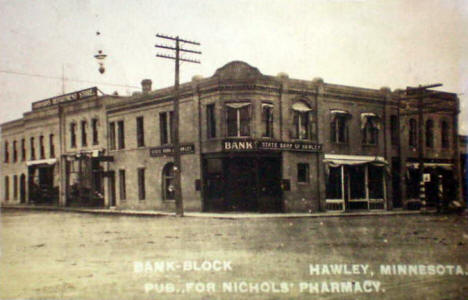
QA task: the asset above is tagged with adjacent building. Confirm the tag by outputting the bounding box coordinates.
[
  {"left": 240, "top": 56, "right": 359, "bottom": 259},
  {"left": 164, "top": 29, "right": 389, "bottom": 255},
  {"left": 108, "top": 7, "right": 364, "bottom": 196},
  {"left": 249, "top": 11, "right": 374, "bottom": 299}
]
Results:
[{"left": 1, "top": 61, "right": 464, "bottom": 213}]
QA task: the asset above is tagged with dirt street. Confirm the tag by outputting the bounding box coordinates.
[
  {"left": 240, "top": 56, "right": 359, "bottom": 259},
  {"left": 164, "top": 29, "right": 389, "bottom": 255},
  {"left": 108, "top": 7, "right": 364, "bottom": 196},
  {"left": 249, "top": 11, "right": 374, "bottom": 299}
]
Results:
[{"left": 1, "top": 210, "right": 467, "bottom": 299}]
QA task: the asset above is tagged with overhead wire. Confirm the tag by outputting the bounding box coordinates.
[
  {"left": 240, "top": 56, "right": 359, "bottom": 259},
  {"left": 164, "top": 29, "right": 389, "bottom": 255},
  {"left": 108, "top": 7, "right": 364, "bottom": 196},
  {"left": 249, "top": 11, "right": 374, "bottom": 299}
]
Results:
[{"left": 0, "top": 69, "right": 140, "bottom": 89}]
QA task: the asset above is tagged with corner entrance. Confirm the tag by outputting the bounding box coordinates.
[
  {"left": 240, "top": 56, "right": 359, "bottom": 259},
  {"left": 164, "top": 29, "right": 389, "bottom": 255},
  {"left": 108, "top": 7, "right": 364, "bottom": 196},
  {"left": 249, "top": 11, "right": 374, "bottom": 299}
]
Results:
[{"left": 203, "top": 154, "right": 282, "bottom": 212}]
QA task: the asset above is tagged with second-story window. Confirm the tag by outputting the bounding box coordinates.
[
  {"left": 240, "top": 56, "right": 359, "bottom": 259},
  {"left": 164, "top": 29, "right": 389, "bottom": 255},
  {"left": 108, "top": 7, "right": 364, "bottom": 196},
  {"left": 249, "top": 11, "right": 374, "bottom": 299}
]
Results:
[
  {"left": 109, "top": 122, "right": 116, "bottom": 150},
  {"left": 206, "top": 104, "right": 216, "bottom": 139},
  {"left": 81, "top": 120, "right": 87, "bottom": 147},
  {"left": 262, "top": 103, "right": 274, "bottom": 138},
  {"left": 390, "top": 115, "right": 399, "bottom": 145},
  {"left": 49, "top": 134, "right": 55, "bottom": 158},
  {"left": 21, "top": 139, "right": 26, "bottom": 161},
  {"left": 330, "top": 110, "right": 349, "bottom": 144},
  {"left": 361, "top": 113, "right": 380, "bottom": 145},
  {"left": 92, "top": 118, "right": 99, "bottom": 145},
  {"left": 409, "top": 118, "right": 417, "bottom": 148},
  {"left": 136, "top": 116, "right": 145, "bottom": 147},
  {"left": 4, "top": 141, "right": 9, "bottom": 163},
  {"left": 39, "top": 135, "right": 45, "bottom": 159},
  {"left": 226, "top": 103, "right": 250, "bottom": 137},
  {"left": 117, "top": 120, "right": 125, "bottom": 149},
  {"left": 13, "top": 141, "right": 17, "bottom": 162},
  {"left": 30, "top": 137, "right": 35, "bottom": 160},
  {"left": 425, "top": 119, "right": 434, "bottom": 148},
  {"left": 70, "top": 123, "right": 77, "bottom": 148},
  {"left": 292, "top": 102, "right": 313, "bottom": 140},
  {"left": 441, "top": 120, "right": 449, "bottom": 148},
  {"left": 160, "top": 111, "right": 173, "bottom": 145}
]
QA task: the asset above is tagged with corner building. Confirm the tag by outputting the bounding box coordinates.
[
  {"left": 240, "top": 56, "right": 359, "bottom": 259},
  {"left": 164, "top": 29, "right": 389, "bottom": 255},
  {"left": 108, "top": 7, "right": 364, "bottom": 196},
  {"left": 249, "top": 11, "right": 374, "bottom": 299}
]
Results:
[{"left": 1, "top": 61, "right": 463, "bottom": 213}]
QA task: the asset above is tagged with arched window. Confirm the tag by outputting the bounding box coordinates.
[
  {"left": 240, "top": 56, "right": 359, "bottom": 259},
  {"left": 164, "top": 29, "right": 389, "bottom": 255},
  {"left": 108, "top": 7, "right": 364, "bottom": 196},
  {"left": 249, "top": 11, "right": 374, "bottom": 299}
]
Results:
[
  {"left": 162, "top": 163, "right": 175, "bottom": 200},
  {"left": 441, "top": 121, "right": 449, "bottom": 148},
  {"left": 425, "top": 119, "right": 434, "bottom": 148},
  {"left": 409, "top": 119, "right": 417, "bottom": 147},
  {"left": 292, "top": 101, "right": 313, "bottom": 140}
]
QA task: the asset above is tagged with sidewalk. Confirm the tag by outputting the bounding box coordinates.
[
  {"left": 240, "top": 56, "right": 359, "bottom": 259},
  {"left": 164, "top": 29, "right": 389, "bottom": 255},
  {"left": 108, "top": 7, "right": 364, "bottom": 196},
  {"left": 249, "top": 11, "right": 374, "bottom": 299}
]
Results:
[{"left": 0, "top": 204, "right": 426, "bottom": 219}]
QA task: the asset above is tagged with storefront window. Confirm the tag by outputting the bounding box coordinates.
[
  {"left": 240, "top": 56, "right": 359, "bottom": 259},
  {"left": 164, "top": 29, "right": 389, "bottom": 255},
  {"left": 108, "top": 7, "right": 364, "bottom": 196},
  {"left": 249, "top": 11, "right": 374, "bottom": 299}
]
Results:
[
  {"left": 162, "top": 163, "right": 175, "bottom": 200},
  {"left": 349, "top": 165, "right": 365, "bottom": 199},
  {"left": 326, "top": 166, "right": 342, "bottom": 199},
  {"left": 368, "top": 165, "right": 384, "bottom": 199},
  {"left": 226, "top": 103, "right": 250, "bottom": 137}
]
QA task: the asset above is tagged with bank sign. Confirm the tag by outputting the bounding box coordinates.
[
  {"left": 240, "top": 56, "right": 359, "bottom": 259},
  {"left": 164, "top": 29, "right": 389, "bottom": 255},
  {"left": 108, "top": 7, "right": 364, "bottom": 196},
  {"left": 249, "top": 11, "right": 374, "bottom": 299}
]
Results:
[
  {"left": 150, "top": 144, "right": 195, "bottom": 157},
  {"left": 222, "top": 139, "right": 322, "bottom": 153}
]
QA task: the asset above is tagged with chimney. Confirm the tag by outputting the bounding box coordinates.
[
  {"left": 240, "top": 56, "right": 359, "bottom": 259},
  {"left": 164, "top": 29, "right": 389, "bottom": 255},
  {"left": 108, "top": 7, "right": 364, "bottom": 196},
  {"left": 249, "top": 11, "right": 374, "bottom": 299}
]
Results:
[{"left": 141, "top": 79, "right": 152, "bottom": 94}]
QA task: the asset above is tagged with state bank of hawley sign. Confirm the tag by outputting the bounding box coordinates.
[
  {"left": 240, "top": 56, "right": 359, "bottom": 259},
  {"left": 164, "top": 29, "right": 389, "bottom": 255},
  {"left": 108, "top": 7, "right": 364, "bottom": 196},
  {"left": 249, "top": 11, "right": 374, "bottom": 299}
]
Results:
[{"left": 222, "top": 139, "right": 322, "bottom": 153}]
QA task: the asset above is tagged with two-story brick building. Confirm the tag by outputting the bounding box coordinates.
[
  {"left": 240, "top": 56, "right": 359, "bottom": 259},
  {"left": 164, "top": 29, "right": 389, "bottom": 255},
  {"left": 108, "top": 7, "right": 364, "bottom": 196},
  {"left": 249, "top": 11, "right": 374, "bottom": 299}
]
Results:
[{"left": 1, "top": 61, "right": 463, "bottom": 213}]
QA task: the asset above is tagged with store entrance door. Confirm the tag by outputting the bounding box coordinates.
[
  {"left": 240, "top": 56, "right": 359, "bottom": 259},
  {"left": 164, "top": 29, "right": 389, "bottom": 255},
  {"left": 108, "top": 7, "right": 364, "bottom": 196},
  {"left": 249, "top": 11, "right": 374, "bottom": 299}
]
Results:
[
  {"left": 224, "top": 158, "right": 257, "bottom": 211},
  {"left": 204, "top": 154, "right": 282, "bottom": 212}
]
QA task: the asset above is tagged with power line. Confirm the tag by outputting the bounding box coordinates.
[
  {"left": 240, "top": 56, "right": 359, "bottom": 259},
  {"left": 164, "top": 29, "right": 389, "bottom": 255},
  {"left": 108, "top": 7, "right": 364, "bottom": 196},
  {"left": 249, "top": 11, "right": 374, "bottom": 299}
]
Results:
[
  {"left": 155, "top": 33, "right": 201, "bottom": 217},
  {"left": 0, "top": 69, "right": 140, "bottom": 89}
]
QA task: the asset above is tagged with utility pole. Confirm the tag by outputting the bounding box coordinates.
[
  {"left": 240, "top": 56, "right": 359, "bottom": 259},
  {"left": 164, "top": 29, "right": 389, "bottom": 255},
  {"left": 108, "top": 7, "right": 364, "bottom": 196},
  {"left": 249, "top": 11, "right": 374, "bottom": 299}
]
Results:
[
  {"left": 405, "top": 83, "right": 442, "bottom": 210},
  {"left": 155, "top": 34, "right": 201, "bottom": 217}
]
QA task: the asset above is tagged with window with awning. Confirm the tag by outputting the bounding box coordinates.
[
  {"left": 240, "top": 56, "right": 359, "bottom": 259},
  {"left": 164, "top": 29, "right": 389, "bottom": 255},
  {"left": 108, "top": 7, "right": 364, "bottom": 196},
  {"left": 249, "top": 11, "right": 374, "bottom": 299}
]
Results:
[
  {"left": 361, "top": 113, "right": 380, "bottom": 145},
  {"left": 330, "top": 110, "right": 350, "bottom": 144},
  {"left": 324, "top": 154, "right": 387, "bottom": 211},
  {"left": 226, "top": 102, "right": 251, "bottom": 137},
  {"left": 292, "top": 101, "right": 313, "bottom": 140}
]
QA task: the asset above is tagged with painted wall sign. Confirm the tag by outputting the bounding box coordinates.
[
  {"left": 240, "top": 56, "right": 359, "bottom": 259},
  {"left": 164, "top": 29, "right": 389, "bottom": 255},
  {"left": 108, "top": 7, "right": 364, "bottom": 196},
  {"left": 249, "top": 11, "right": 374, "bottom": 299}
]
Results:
[
  {"left": 32, "top": 87, "right": 98, "bottom": 110},
  {"left": 149, "top": 144, "right": 195, "bottom": 157},
  {"left": 222, "top": 139, "right": 322, "bottom": 153}
]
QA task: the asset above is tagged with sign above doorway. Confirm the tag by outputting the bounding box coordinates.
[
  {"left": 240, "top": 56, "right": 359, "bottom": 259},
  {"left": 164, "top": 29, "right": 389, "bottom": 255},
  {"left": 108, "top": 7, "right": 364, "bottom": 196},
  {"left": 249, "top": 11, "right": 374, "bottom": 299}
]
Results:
[{"left": 222, "top": 139, "right": 322, "bottom": 153}]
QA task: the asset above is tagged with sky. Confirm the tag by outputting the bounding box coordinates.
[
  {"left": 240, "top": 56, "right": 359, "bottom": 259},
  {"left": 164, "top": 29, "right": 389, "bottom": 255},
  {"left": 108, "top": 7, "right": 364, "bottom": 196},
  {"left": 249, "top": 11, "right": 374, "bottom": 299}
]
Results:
[{"left": 0, "top": 0, "right": 467, "bottom": 133}]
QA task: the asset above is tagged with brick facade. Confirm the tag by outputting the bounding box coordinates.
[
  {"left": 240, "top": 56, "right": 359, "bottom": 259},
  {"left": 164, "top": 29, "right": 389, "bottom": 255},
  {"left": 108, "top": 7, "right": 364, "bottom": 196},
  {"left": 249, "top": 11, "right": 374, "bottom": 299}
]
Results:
[{"left": 0, "top": 61, "right": 463, "bottom": 213}]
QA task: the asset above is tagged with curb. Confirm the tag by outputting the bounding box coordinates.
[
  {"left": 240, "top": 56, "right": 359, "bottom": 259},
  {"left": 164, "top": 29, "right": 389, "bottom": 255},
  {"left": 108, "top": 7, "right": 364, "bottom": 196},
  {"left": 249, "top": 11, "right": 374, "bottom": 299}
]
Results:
[{"left": 0, "top": 205, "right": 427, "bottom": 219}]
